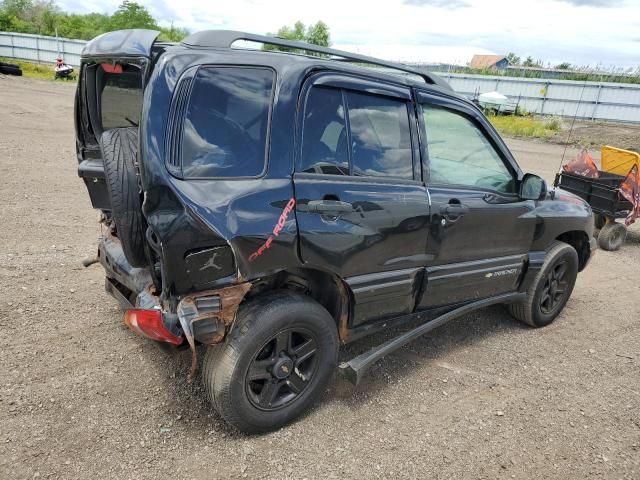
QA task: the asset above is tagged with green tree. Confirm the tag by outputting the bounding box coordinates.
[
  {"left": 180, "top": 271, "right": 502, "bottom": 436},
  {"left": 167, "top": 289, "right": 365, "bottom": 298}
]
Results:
[
  {"left": 305, "top": 21, "right": 330, "bottom": 48},
  {"left": 0, "top": 0, "right": 58, "bottom": 34},
  {"left": 0, "top": 0, "right": 189, "bottom": 42},
  {"left": 158, "top": 22, "right": 189, "bottom": 42},
  {"left": 30, "top": 0, "right": 58, "bottom": 35},
  {"left": 56, "top": 12, "right": 110, "bottom": 39},
  {"left": 506, "top": 52, "right": 520, "bottom": 66},
  {"left": 0, "top": 12, "right": 29, "bottom": 31},
  {"left": 263, "top": 20, "right": 331, "bottom": 54},
  {"left": 1, "top": 0, "right": 31, "bottom": 18},
  {"left": 555, "top": 62, "right": 571, "bottom": 70},
  {"left": 108, "top": 1, "right": 157, "bottom": 31}
]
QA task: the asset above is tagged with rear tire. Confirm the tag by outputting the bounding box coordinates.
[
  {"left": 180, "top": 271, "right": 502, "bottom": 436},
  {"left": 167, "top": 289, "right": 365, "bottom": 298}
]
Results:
[
  {"left": 0, "top": 64, "right": 22, "bottom": 76},
  {"left": 597, "top": 222, "right": 626, "bottom": 251},
  {"left": 100, "top": 127, "right": 147, "bottom": 267},
  {"left": 203, "top": 291, "right": 339, "bottom": 434},
  {"left": 509, "top": 241, "right": 578, "bottom": 328}
]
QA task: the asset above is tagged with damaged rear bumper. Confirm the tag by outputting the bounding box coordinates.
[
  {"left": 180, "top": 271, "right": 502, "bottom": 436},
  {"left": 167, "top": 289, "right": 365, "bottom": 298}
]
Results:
[
  {"left": 99, "top": 234, "right": 154, "bottom": 308},
  {"left": 98, "top": 234, "right": 251, "bottom": 374}
]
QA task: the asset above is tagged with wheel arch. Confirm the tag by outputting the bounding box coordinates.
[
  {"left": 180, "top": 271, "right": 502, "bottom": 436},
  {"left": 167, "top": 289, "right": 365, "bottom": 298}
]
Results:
[
  {"left": 556, "top": 230, "right": 591, "bottom": 271},
  {"left": 246, "top": 267, "right": 352, "bottom": 341}
]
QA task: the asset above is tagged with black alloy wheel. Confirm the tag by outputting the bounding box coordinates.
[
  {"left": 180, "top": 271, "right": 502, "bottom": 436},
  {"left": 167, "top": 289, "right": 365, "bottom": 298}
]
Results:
[
  {"left": 202, "top": 290, "right": 339, "bottom": 433},
  {"left": 508, "top": 241, "right": 578, "bottom": 328},
  {"left": 246, "top": 328, "right": 319, "bottom": 411},
  {"left": 539, "top": 260, "right": 570, "bottom": 315}
]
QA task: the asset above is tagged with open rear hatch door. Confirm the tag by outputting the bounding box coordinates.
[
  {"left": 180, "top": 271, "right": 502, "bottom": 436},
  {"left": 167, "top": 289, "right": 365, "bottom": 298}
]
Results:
[{"left": 75, "top": 29, "right": 160, "bottom": 210}]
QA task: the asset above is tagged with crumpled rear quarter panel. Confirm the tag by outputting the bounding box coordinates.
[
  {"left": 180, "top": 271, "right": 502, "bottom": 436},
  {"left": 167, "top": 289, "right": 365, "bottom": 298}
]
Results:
[{"left": 139, "top": 49, "right": 304, "bottom": 295}]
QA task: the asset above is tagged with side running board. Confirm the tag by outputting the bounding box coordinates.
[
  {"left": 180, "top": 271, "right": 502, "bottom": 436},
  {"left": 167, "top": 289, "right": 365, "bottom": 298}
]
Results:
[{"left": 338, "top": 292, "right": 526, "bottom": 385}]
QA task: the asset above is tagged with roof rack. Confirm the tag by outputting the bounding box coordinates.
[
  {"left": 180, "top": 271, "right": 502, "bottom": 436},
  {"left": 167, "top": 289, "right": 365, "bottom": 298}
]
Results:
[{"left": 181, "top": 30, "right": 451, "bottom": 90}]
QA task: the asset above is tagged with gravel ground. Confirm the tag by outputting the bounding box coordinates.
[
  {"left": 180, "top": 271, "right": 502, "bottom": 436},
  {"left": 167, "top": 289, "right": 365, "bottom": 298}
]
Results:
[{"left": 1, "top": 76, "right": 639, "bottom": 480}]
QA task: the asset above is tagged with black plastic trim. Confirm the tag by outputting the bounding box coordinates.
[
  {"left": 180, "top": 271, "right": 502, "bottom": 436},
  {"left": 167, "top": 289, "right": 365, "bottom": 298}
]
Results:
[
  {"left": 339, "top": 291, "right": 526, "bottom": 385},
  {"left": 181, "top": 30, "right": 450, "bottom": 90}
]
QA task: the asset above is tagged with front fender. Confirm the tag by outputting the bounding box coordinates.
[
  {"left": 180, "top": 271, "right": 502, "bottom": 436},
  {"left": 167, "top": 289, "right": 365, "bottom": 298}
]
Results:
[{"left": 529, "top": 189, "right": 594, "bottom": 251}]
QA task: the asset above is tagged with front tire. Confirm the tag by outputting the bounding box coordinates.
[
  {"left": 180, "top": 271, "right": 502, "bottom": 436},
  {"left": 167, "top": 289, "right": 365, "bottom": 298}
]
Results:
[
  {"left": 509, "top": 241, "right": 578, "bottom": 327},
  {"left": 203, "top": 291, "right": 339, "bottom": 434}
]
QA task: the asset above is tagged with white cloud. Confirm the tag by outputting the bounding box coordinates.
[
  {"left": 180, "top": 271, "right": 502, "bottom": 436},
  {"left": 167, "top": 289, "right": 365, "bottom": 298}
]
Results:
[{"left": 57, "top": 0, "right": 640, "bottom": 68}]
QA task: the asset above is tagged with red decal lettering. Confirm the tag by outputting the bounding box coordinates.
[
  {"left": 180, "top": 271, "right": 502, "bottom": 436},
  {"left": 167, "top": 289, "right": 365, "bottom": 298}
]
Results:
[{"left": 248, "top": 198, "right": 296, "bottom": 262}]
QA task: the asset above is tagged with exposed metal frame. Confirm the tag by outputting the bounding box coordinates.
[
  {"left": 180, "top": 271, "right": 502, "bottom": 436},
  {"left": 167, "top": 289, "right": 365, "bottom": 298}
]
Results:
[{"left": 181, "top": 30, "right": 451, "bottom": 90}]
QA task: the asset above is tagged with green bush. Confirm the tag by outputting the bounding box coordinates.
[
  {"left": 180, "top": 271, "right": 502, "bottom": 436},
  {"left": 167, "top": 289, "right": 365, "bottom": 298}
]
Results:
[{"left": 489, "top": 115, "right": 562, "bottom": 139}]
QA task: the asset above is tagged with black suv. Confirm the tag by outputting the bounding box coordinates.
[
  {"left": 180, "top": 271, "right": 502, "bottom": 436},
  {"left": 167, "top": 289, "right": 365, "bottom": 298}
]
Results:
[{"left": 75, "top": 29, "right": 595, "bottom": 433}]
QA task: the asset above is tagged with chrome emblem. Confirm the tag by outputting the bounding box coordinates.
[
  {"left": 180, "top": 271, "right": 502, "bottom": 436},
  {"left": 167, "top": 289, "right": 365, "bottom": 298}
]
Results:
[
  {"left": 485, "top": 268, "right": 518, "bottom": 278},
  {"left": 199, "top": 252, "right": 221, "bottom": 271}
]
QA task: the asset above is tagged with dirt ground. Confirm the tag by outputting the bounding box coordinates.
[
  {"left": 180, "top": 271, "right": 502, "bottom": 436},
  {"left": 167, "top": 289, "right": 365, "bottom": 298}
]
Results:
[
  {"left": 1, "top": 76, "right": 639, "bottom": 480},
  {"left": 549, "top": 120, "right": 640, "bottom": 153}
]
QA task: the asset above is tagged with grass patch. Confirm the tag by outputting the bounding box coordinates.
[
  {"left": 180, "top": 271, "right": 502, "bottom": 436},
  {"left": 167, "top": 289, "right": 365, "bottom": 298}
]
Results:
[
  {"left": 488, "top": 115, "right": 562, "bottom": 139},
  {"left": 0, "top": 57, "right": 76, "bottom": 82}
]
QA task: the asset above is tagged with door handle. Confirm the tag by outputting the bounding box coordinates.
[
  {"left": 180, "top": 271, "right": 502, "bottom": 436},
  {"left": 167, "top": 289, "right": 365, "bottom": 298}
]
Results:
[
  {"left": 439, "top": 203, "right": 469, "bottom": 221},
  {"left": 307, "top": 200, "right": 353, "bottom": 214}
]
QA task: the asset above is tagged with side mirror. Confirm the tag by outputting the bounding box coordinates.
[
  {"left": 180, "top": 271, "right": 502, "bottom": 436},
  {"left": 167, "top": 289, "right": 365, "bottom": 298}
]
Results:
[{"left": 520, "top": 173, "right": 547, "bottom": 201}]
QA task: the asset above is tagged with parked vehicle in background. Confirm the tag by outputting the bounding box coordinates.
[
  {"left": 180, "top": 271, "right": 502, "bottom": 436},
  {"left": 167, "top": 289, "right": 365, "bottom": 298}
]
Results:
[
  {"left": 75, "top": 29, "right": 596, "bottom": 433},
  {"left": 54, "top": 57, "right": 75, "bottom": 80}
]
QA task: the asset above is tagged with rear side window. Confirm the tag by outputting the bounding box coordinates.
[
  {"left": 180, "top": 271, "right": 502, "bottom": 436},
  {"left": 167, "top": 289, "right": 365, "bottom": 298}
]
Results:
[
  {"left": 300, "top": 86, "right": 414, "bottom": 180},
  {"left": 346, "top": 91, "right": 413, "bottom": 179},
  {"left": 181, "top": 67, "right": 274, "bottom": 178},
  {"left": 100, "top": 64, "right": 143, "bottom": 130},
  {"left": 300, "top": 87, "right": 349, "bottom": 175}
]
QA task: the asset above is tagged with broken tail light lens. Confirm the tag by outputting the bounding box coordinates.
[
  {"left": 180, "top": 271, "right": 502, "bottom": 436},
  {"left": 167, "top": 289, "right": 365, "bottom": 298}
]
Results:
[{"left": 123, "top": 309, "right": 183, "bottom": 346}]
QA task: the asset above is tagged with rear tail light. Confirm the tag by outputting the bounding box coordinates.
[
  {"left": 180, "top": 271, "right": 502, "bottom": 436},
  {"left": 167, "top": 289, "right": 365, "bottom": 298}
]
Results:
[
  {"left": 123, "top": 309, "right": 183, "bottom": 346},
  {"left": 101, "top": 63, "right": 123, "bottom": 73}
]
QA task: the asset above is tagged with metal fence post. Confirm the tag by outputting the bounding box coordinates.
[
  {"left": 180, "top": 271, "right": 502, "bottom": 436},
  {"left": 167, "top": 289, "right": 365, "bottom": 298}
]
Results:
[
  {"left": 592, "top": 84, "right": 602, "bottom": 121},
  {"left": 10, "top": 33, "right": 14, "bottom": 58},
  {"left": 36, "top": 35, "right": 40, "bottom": 62},
  {"left": 540, "top": 81, "right": 550, "bottom": 115}
]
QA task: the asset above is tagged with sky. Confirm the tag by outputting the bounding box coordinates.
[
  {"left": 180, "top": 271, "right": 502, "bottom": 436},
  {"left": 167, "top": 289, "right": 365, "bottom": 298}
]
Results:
[{"left": 57, "top": 0, "right": 640, "bottom": 69}]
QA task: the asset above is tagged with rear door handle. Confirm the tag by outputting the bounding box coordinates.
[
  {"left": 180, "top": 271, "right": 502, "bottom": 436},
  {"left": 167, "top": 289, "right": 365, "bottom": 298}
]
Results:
[
  {"left": 307, "top": 200, "right": 353, "bottom": 214},
  {"left": 440, "top": 203, "right": 469, "bottom": 221}
]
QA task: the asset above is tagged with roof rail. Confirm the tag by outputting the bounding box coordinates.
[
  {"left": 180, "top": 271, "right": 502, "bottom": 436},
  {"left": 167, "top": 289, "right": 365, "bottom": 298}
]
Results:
[{"left": 181, "top": 30, "right": 451, "bottom": 90}]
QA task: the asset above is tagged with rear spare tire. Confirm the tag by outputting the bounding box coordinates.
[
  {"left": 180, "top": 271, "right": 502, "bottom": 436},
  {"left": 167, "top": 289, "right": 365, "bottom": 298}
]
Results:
[{"left": 100, "top": 127, "right": 147, "bottom": 267}]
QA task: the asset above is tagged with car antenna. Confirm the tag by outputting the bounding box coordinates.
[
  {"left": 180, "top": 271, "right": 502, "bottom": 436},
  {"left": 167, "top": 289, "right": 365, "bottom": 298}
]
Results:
[{"left": 557, "top": 81, "right": 587, "bottom": 180}]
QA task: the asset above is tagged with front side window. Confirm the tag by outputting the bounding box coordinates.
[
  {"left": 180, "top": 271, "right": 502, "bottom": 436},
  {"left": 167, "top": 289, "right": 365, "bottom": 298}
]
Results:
[
  {"left": 422, "top": 104, "right": 515, "bottom": 193},
  {"left": 181, "top": 67, "right": 274, "bottom": 178},
  {"left": 300, "top": 85, "right": 414, "bottom": 180},
  {"left": 346, "top": 91, "right": 413, "bottom": 179}
]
